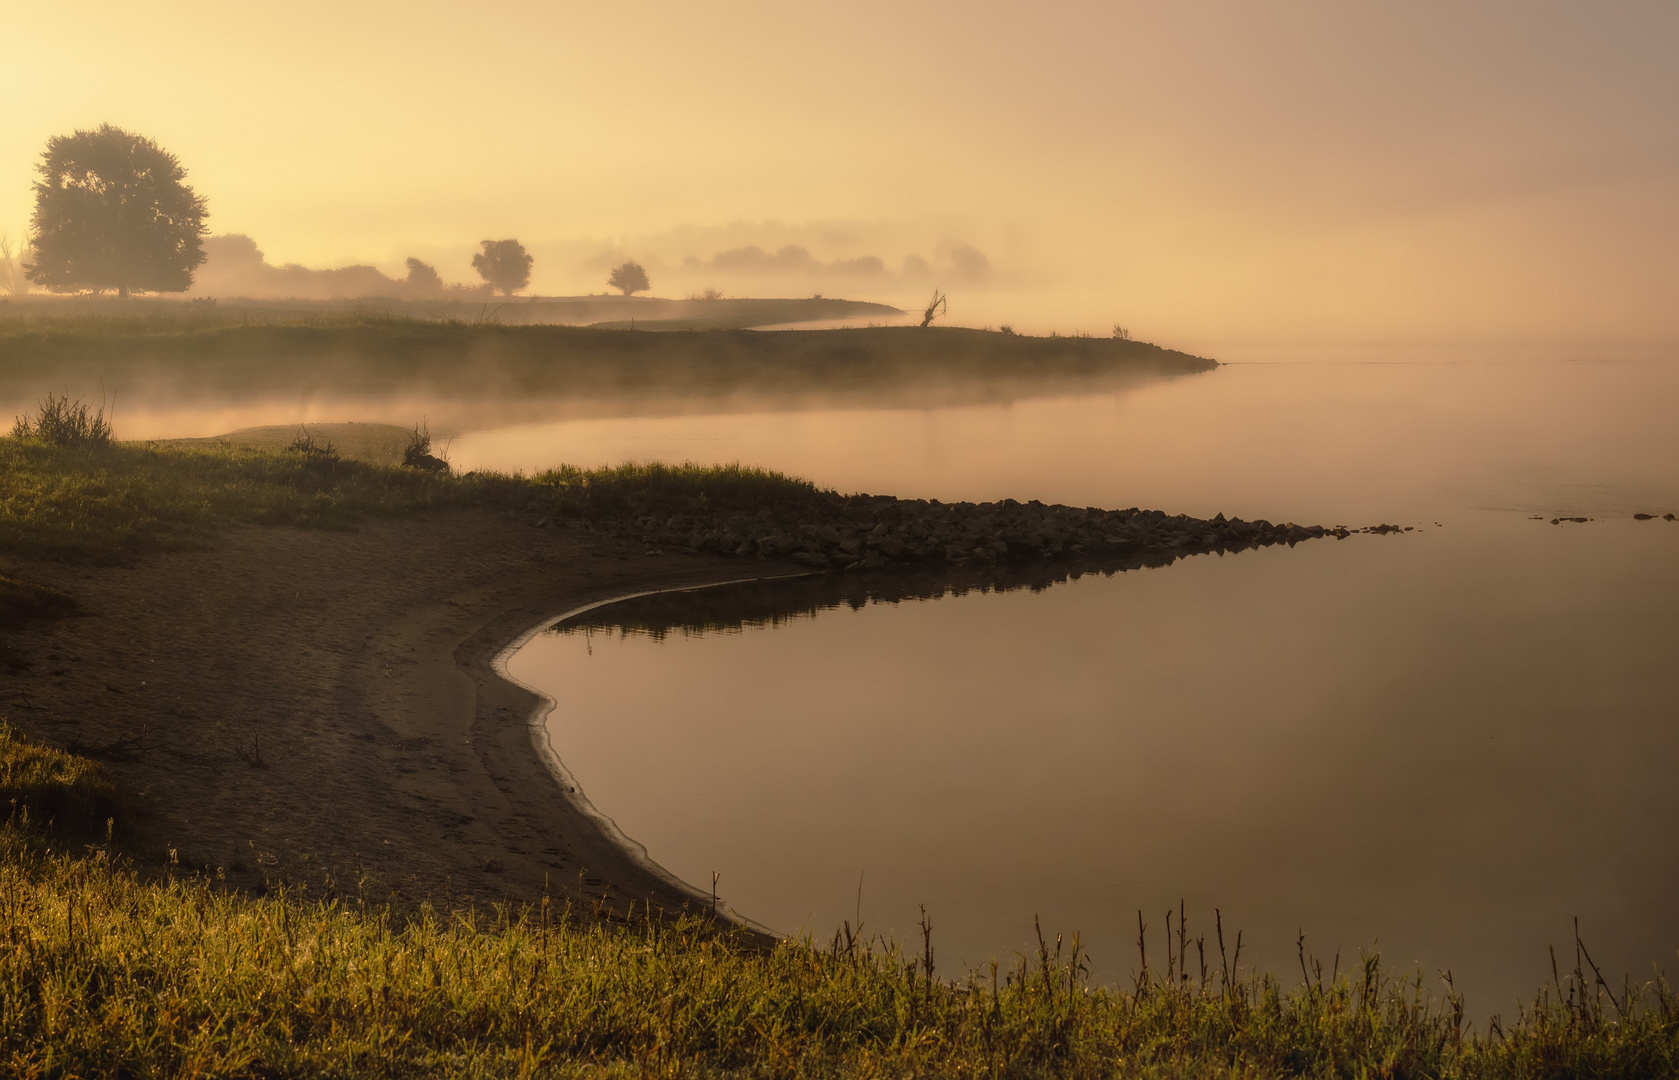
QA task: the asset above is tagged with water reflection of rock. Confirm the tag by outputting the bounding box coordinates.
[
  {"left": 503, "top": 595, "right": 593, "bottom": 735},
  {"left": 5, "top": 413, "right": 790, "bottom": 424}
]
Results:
[{"left": 553, "top": 546, "right": 1240, "bottom": 641}]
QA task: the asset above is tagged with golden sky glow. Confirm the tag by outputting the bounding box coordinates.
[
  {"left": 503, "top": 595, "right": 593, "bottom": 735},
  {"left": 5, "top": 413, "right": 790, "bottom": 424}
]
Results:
[{"left": 7, "top": 1, "right": 1677, "bottom": 347}]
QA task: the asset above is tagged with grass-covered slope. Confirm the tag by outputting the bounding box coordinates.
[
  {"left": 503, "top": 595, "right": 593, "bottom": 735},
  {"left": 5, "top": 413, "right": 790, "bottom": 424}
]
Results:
[
  {"left": 0, "top": 438, "right": 519, "bottom": 563},
  {"left": 1, "top": 724, "right": 1673, "bottom": 1078},
  {"left": 0, "top": 312, "right": 1215, "bottom": 409},
  {"left": 0, "top": 435, "right": 1314, "bottom": 575},
  {"left": 0, "top": 434, "right": 833, "bottom": 565},
  {"left": 1, "top": 803, "right": 1673, "bottom": 1077}
]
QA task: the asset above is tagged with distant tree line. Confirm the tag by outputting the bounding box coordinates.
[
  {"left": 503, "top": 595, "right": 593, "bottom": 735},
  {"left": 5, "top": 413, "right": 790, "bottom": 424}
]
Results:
[{"left": 12, "top": 124, "right": 664, "bottom": 302}]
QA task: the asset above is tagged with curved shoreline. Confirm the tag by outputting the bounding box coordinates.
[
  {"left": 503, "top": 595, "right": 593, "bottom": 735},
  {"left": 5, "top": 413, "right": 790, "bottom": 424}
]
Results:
[
  {"left": 2, "top": 510, "right": 812, "bottom": 923},
  {"left": 1, "top": 501, "right": 1336, "bottom": 928},
  {"left": 485, "top": 576, "right": 807, "bottom": 936}
]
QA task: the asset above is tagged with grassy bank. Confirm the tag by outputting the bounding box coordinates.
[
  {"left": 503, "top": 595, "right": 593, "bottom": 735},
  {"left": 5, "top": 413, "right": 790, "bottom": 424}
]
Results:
[
  {"left": 1, "top": 811, "right": 1673, "bottom": 1078},
  {"left": 0, "top": 437, "right": 511, "bottom": 563},
  {"left": 0, "top": 433, "right": 1302, "bottom": 585},
  {"left": 0, "top": 433, "right": 822, "bottom": 565},
  {"left": 0, "top": 311, "right": 1215, "bottom": 415}
]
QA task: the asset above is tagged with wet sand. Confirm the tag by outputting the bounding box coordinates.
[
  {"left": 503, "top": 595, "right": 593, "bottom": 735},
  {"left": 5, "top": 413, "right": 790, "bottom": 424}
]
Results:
[{"left": 0, "top": 510, "right": 803, "bottom": 923}]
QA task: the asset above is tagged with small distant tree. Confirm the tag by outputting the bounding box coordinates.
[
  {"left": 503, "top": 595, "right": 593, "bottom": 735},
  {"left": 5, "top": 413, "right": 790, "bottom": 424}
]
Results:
[
  {"left": 608, "top": 261, "right": 650, "bottom": 296},
  {"left": 472, "top": 239, "right": 532, "bottom": 296},
  {"left": 27, "top": 124, "right": 208, "bottom": 297},
  {"left": 404, "top": 257, "right": 443, "bottom": 293}
]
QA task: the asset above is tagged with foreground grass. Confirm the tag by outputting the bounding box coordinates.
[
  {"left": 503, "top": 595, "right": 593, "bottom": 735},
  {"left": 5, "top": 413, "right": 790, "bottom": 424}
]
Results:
[
  {"left": 2, "top": 735, "right": 1673, "bottom": 1078},
  {"left": 1, "top": 818, "right": 1673, "bottom": 1079},
  {"left": 0, "top": 437, "right": 821, "bottom": 564}
]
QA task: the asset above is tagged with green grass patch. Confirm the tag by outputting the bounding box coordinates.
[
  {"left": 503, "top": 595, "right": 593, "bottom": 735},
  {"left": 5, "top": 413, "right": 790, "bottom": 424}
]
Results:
[
  {"left": 156, "top": 421, "right": 424, "bottom": 469},
  {"left": 540, "top": 460, "right": 827, "bottom": 520},
  {"left": 0, "top": 816, "right": 1672, "bottom": 1077},
  {"left": 0, "top": 435, "right": 828, "bottom": 564},
  {"left": 0, "top": 723, "right": 117, "bottom": 838},
  {"left": 0, "top": 438, "right": 513, "bottom": 563}
]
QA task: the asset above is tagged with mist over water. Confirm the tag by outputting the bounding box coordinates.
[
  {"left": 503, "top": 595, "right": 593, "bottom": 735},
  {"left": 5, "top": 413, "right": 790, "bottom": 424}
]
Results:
[
  {"left": 11, "top": 0, "right": 1679, "bottom": 1054},
  {"left": 500, "top": 356, "right": 1679, "bottom": 1014},
  {"left": 453, "top": 358, "right": 1679, "bottom": 521},
  {"left": 36, "top": 342, "right": 1679, "bottom": 1012}
]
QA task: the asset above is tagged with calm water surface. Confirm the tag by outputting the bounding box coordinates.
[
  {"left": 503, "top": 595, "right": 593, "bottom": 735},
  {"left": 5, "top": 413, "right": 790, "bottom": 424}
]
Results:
[{"left": 498, "top": 358, "right": 1679, "bottom": 1014}]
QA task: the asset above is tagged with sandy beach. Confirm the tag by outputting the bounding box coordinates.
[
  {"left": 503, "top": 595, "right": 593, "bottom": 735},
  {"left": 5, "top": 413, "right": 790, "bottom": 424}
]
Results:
[{"left": 0, "top": 509, "right": 804, "bottom": 923}]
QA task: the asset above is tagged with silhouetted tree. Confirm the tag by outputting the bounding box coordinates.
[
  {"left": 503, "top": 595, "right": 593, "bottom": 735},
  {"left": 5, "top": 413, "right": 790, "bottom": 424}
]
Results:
[
  {"left": 472, "top": 239, "right": 532, "bottom": 296},
  {"left": 405, "top": 257, "right": 443, "bottom": 293},
  {"left": 27, "top": 125, "right": 208, "bottom": 297},
  {"left": 608, "top": 261, "right": 650, "bottom": 296}
]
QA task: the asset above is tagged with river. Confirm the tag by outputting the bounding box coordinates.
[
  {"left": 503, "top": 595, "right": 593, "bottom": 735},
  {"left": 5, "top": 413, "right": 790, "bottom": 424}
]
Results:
[{"left": 480, "top": 356, "right": 1679, "bottom": 1016}]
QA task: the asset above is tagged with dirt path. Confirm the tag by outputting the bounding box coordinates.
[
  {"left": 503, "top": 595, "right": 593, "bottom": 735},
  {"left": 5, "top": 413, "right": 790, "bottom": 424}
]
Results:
[{"left": 0, "top": 511, "right": 802, "bottom": 922}]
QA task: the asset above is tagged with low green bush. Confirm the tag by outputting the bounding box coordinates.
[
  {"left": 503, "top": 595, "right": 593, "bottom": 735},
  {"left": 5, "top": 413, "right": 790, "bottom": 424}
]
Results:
[
  {"left": 536, "top": 460, "right": 826, "bottom": 520},
  {"left": 10, "top": 391, "right": 112, "bottom": 448}
]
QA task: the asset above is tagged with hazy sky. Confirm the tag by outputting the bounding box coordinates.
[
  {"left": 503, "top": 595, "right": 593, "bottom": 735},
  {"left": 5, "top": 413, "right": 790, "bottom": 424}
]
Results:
[{"left": 7, "top": 1, "right": 1677, "bottom": 346}]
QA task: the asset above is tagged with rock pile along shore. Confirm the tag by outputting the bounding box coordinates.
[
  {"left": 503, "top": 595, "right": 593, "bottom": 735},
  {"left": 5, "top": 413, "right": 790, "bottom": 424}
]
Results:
[{"left": 551, "top": 495, "right": 1346, "bottom": 569}]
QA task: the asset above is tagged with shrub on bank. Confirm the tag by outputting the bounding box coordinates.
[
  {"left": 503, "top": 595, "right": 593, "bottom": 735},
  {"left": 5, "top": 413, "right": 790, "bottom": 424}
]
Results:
[
  {"left": 10, "top": 391, "right": 112, "bottom": 448},
  {"left": 536, "top": 460, "right": 825, "bottom": 520}
]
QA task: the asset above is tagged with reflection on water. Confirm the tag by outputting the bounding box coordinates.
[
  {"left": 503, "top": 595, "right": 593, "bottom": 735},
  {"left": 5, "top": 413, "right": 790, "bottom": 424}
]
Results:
[
  {"left": 552, "top": 553, "right": 1214, "bottom": 640},
  {"left": 506, "top": 358, "right": 1679, "bottom": 1014}
]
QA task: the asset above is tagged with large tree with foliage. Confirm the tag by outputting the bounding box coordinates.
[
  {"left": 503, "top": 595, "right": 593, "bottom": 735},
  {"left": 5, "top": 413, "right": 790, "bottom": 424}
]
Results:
[
  {"left": 27, "top": 125, "right": 208, "bottom": 297},
  {"left": 608, "top": 261, "right": 650, "bottom": 296},
  {"left": 472, "top": 239, "right": 532, "bottom": 296}
]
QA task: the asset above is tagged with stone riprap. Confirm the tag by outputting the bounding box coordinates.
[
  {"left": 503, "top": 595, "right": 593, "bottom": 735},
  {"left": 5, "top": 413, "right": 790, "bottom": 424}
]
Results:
[{"left": 552, "top": 496, "right": 1349, "bottom": 570}]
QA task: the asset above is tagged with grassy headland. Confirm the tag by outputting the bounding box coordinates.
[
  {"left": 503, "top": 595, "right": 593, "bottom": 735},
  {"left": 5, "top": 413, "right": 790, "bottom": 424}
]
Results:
[
  {"left": 0, "top": 310, "right": 1216, "bottom": 422},
  {"left": 0, "top": 433, "right": 1320, "bottom": 576}
]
